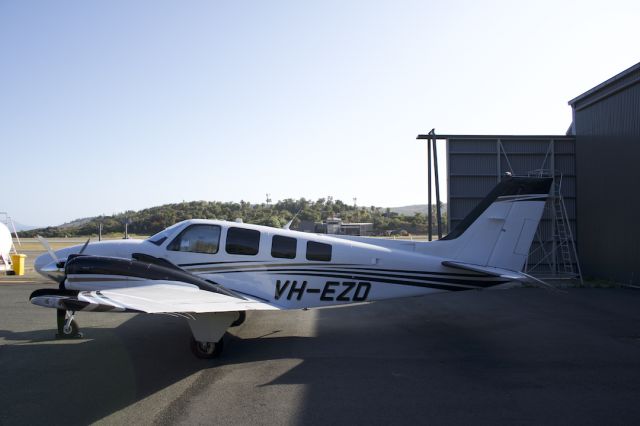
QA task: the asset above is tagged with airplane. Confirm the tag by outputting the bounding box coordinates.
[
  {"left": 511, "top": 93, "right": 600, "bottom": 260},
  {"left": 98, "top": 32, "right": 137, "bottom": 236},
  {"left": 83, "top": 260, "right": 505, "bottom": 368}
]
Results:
[{"left": 31, "top": 176, "right": 552, "bottom": 359}]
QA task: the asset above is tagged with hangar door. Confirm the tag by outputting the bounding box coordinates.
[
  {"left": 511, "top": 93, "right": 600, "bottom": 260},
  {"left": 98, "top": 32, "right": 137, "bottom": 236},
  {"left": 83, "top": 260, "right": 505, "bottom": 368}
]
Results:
[{"left": 445, "top": 135, "right": 577, "bottom": 277}]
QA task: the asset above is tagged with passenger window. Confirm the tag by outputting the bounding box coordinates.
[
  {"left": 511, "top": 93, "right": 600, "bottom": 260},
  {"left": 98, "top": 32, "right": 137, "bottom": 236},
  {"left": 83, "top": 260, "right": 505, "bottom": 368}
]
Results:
[
  {"left": 272, "top": 235, "right": 297, "bottom": 259},
  {"left": 167, "top": 225, "right": 221, "bottom": 254},
  {"left": 226, "top": 227, "right": 260, "bottom": 255},
  {"left": 306, "top": 241, "right": 332, "bottom": 261}
]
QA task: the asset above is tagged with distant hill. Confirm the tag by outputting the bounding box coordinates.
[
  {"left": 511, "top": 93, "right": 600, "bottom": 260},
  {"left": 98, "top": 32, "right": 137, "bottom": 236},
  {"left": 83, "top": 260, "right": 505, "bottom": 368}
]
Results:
[
  {"left": 390, "top": 204, "right": 447, "bottom": 216},
  {"left": 20, "top": 198, "right": 447, "bottom": 238},
  {"left": 390, "top": 204, "right": 428, "bottom": 216},
  {"left": 6, "top": 221, "right": 40, "bottom": 232},
  {"left": 58, "top": 217, "right": 94, "bottom": 229}
]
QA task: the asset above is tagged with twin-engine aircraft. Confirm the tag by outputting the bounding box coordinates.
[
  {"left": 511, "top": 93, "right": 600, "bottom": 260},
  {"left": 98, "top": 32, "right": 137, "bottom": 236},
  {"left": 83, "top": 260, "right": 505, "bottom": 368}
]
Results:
[{"left": 31, "top": 177, "right": 552, "bottom": 358}]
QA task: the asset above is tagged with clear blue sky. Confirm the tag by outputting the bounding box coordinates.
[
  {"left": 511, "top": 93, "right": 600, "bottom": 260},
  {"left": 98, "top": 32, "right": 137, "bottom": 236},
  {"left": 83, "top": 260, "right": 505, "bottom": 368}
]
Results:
[{"left": 1, "top": 0, "right": 638, "bottom": 226}]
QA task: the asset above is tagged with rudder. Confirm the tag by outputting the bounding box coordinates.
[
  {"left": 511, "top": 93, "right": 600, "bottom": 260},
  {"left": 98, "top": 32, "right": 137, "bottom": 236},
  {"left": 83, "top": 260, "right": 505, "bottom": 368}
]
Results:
[{"left": 437, "top": 177, "right": 552, "bottom": 272}]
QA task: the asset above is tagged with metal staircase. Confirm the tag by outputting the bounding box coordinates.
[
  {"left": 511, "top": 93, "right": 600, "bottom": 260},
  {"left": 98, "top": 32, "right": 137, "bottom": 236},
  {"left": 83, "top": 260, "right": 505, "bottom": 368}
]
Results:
[
  {"left": 525, "top": 171, "right": 583, "bottom": 284},
  {"left": 552, "top": 179, "right": 577, "bottom": 275}
]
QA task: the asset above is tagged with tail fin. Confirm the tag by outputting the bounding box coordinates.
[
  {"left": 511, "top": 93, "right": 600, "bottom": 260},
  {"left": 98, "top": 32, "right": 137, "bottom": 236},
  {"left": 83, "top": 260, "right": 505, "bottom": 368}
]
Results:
[{"left": 438, "top": 176, "right": 552, "bottom": 272}]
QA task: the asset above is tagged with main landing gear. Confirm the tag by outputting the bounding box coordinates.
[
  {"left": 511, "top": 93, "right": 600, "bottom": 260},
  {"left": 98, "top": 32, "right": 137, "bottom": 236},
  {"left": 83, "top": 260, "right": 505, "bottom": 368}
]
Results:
[
  {"left": 190, "top": 336, "right": 225, "bottom": 359},
  {"left": 187, "top": 311, "right": 244, "bottom": 359},
  {"left": 230, "top": 311, "right": 246, "bottom": 327},
  {"left": 56, "top": 309, "right": 83, "bottom": 339},
  {"left": 50, "top": 308, "right": 244, "bottom": 358}
]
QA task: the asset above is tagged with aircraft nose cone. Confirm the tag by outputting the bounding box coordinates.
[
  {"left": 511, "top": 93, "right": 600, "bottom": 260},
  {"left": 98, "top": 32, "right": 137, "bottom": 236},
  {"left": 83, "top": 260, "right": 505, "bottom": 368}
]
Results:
[{"left": 34, "top": 252, "right": 65, "bottom": 283}]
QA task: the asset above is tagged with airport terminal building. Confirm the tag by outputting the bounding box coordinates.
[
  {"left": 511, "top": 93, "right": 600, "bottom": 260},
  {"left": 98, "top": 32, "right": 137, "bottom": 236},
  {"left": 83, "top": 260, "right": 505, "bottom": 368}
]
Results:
[{"left": 421, "top": 61, "right": 640, "bottom": 285}]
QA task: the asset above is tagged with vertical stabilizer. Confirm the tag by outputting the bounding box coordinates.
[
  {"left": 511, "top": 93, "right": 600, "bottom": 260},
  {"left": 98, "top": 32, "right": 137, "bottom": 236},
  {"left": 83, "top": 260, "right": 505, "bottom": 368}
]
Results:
[{"left": 438, "top": 177, "right": 552, "bottom": 272}]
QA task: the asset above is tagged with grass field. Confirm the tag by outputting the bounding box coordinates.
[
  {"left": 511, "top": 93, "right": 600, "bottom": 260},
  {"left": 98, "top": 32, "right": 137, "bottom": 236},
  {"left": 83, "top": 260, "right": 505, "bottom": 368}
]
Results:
[{"left": 12, "top": 236, "right": 150, "bottom": 251}]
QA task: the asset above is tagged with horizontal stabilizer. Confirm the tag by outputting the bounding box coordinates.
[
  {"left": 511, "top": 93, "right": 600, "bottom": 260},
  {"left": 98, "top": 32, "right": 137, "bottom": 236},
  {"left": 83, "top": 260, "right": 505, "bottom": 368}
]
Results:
[{"left": 442, "top": 260, "right": 526, "bottom": 281}]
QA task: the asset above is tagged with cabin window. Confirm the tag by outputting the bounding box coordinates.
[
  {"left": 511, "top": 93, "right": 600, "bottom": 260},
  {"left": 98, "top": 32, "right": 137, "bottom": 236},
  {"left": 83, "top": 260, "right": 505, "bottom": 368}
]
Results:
[
  {"left": 306, "top": 241, "right": 332, "bottom": 261},
  {"left": 226, "top": 227, "right": 260, "bottom": 255},
  {"left": 167, "top": 225, "right": 221, "bottom": 254},
  {"left": 271, "top": 235, "right": 297, "bottom": 259}
]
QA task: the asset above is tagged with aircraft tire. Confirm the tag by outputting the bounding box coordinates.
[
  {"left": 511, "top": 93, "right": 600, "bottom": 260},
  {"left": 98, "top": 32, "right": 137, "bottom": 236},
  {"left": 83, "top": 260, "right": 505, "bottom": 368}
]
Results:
[
  {"left": 56, "top": 318, "right": 83, "bottom": 339},
  {"left": 230, "top": 311, "right": 246, "bottom": 327},
  {"left": 190, "top": 336, "right": 224, "bottom": 359}
]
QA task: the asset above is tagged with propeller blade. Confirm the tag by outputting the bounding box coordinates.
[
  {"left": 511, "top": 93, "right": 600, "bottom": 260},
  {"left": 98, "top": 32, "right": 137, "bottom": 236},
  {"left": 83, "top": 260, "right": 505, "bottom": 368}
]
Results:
[
  {"left": 36, "top": 235, "right": 59, "bottom": 263},
  {"left": 78, "top": 238, "right": 90, "bottom": 255}
]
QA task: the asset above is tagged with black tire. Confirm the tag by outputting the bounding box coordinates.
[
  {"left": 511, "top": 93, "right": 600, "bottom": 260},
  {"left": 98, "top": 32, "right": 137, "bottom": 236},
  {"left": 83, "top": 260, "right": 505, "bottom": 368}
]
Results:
[
  {"left": 56, "top": 312, "right": 83, "bottom": 339},
  {"left": 62, "top": 319, "right": 80, "bottom": 336},
  {"left": 230, "top": 311, "right": 246, "bottom": 327},
  {"left": 190, "top": 336, "right": 224, "bottom": 359}
]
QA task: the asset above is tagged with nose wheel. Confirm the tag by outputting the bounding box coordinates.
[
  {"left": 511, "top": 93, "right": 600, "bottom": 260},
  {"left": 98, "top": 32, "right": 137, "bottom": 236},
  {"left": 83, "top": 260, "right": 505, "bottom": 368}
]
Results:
[{"left": 55, "top": 309, "right": 83, "bottom": 339}]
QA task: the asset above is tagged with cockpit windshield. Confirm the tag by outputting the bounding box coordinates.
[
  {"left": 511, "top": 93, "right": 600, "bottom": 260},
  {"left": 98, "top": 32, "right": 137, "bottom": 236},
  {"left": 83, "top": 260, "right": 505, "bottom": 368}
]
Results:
[{"left": 146, "top": 222, "right": 185, "bottom": 246}]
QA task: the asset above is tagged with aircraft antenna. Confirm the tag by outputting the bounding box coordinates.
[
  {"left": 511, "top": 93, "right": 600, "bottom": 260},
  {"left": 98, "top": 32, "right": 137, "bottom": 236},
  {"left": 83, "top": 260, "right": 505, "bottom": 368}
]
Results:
[{"left": 283, "top": 208, "right": 303, "bottom": 230}]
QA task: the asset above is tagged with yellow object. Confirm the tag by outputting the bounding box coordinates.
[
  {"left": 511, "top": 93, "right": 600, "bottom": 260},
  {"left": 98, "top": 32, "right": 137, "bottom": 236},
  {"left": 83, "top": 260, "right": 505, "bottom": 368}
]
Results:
[{"left": 11, "top": 254, "right": 26, "bottom": 276}]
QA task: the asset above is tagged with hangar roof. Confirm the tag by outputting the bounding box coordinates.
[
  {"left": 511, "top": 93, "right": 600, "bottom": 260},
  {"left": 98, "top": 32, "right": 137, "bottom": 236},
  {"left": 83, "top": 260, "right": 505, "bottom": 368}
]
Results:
[
  {"left": 568, "top": 61, "right": 640, "bottom": 111},
  {"left": 416, "top": 134, "right": 574, "bottom": 140}
]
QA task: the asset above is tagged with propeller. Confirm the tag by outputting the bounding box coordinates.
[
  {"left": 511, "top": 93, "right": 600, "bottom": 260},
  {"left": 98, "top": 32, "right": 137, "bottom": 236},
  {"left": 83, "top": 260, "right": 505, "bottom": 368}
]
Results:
[
  {"left": 37, "top": 236, "right": 91, "bottom": 262},
  {"left": 78, "top": 238, "right": 90, "bottom": 255},
  {"left": 37, "top": 235, "right": 59, "bottom": 263}
]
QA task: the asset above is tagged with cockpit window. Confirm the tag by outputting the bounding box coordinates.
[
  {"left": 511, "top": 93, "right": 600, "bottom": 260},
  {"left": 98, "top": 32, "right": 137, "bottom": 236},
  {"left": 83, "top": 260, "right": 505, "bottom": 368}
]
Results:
[{"left": 167, "top": 225, "right": 221, "bottom": 254}]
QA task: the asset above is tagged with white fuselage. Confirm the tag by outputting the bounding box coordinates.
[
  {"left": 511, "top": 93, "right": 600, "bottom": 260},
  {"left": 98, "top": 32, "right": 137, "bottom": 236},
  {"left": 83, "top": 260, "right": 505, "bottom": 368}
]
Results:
[{"left": 35, "top": 219, "right": 505, "bottom": 309}]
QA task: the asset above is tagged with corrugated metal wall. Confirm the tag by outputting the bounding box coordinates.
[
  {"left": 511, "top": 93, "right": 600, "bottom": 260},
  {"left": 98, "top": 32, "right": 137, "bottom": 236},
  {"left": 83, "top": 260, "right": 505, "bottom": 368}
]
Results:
[
  {"left": 573, "top": 81, "right": 640, "bottom": 284},
  {"left": 447, "top": 136, "right": 576, "bottom": 275}
]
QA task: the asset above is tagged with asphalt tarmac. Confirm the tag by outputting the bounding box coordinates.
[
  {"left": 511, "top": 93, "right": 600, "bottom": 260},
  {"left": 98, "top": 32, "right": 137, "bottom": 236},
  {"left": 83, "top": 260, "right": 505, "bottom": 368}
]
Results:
[{"left": 2, "top": 271, "right": 640, "bottom": 425}]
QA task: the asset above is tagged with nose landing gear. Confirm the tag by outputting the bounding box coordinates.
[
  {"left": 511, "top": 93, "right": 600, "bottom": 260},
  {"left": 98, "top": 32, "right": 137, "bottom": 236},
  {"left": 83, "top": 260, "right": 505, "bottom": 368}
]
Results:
[{"left": 55, "top": 309, "right": 83, "bottom": 339}]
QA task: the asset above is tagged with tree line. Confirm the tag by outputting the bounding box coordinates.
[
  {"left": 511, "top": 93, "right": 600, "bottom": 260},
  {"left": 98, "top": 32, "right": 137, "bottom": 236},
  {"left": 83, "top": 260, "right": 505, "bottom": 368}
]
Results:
[{"left": 21, "top": 198, "right": 447, "bottom": 238}]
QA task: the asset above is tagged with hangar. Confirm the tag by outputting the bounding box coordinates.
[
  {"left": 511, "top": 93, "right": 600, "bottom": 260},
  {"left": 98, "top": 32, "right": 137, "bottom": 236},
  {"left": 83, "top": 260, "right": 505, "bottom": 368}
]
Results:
[{"left": 418, "top": 61, "right": 640, "bottom": 285}]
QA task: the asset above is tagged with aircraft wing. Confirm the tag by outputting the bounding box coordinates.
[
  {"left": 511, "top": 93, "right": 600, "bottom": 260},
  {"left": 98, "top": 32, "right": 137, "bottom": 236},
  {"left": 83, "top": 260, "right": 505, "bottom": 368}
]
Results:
[{"left": 30, "top": 282, "right": 280, "bottom": 314}]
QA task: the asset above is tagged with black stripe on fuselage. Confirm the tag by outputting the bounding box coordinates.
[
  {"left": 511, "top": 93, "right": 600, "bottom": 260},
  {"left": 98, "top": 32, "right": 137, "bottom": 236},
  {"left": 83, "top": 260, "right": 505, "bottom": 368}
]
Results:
[
  {"left": 177, "top": 260, "right": 260, "bottom": 267},
  {"left": 182, "top": 262, "right": 487, "bottom": 278},
  {"left": 339, "top": 266, "right": 486, "bottom": 277},
  {"left": 183, "top": 262, "right": 498, "bottom": 283},
  {"left": 212, "top": 268, "right": 503, "bottom": 288},
  {"left": 260, "top": 271, "right": 509, "bottom": 290},
  {"left": 188, "top": 265, "right": 510, "bottom": 291}
]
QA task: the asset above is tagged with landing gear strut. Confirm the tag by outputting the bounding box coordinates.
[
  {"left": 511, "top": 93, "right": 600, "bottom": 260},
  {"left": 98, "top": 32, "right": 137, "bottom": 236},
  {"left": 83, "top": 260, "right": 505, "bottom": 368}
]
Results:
[
  {"left": 230, "top": 311, "right": 246, "bottom": 327},
  {"left": 56, "top": 309, "right": 83, "bottom": 339}
]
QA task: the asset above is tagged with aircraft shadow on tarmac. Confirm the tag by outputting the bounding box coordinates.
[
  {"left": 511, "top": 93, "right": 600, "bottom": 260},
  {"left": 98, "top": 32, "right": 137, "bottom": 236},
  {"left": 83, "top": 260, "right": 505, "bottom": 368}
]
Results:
[
  {"left": 0, "top": 309, "right": 347, "bottom": 424},
  {"left": 3, "top": 289, "right": 640, "bottom": 425},
  {"left": 0, "top": 294, "right": 503, "bottom": 425}
]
